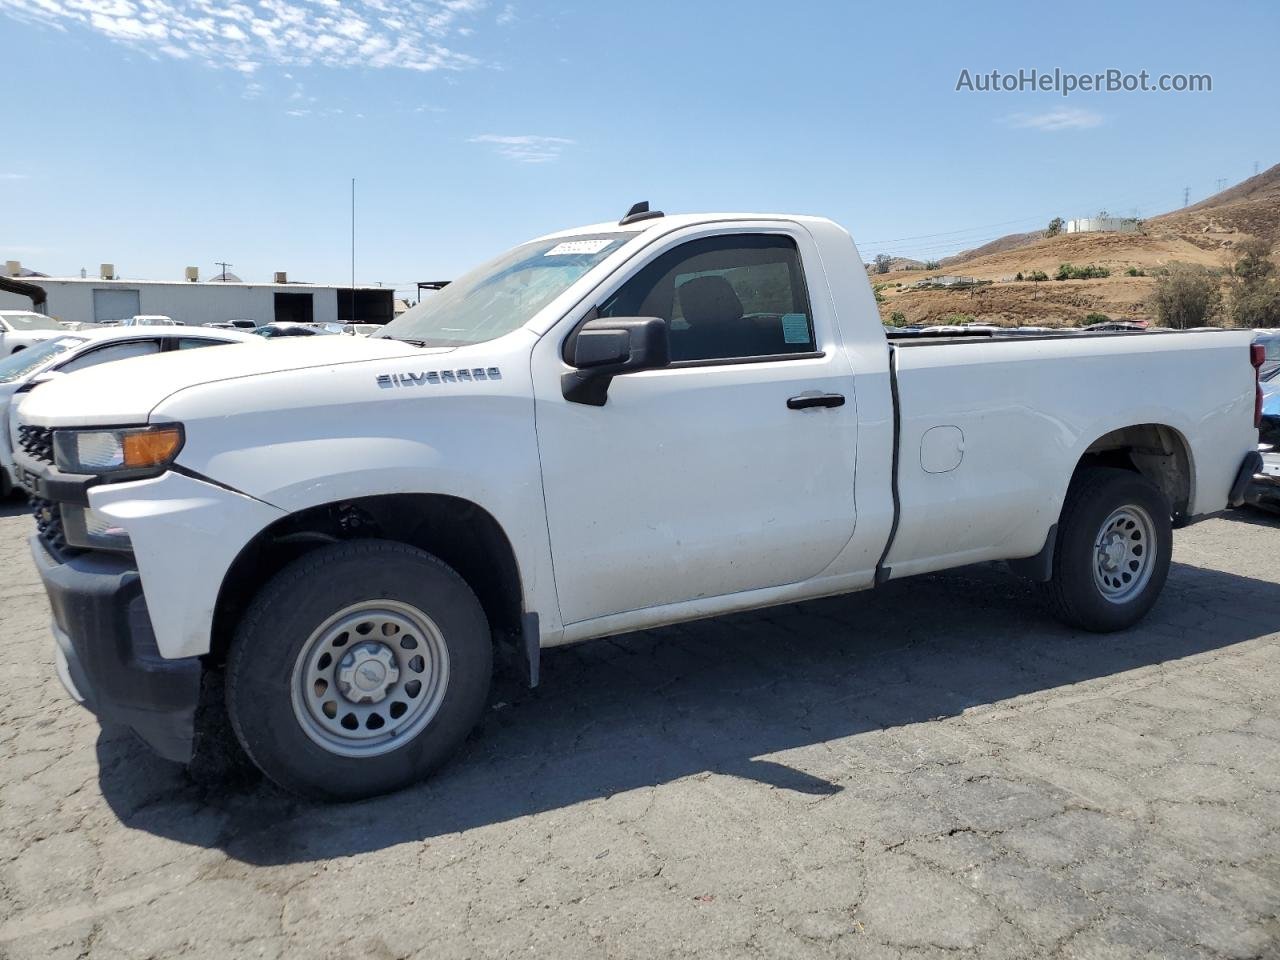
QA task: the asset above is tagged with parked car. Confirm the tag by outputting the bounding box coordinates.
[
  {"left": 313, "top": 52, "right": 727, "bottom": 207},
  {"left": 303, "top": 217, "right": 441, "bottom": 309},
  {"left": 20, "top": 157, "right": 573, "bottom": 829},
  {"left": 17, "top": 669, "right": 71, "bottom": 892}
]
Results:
[
  {"left": 205, "top": 319, "right": 259, "bottom": 330},
  {"left": 1084, "top": 320, "right": 1149, "bottom": 332},
  {"left": 119, "top": 315, "right": 182, "bottom": 327},
  {"left": 15, "top": 207, "right": 1262, "bottom": 800},
  {"left": 1254, "top": 330, "right": 1280, "bottom": 381},
  {"left": 252, "top": 322, "right": 338, "bottom": 338},
  {"left": 0, "top": 310, "right": 64, "bottom": 354},
  {"left": 0, "top": 327, "right": 258, "bottom": 497},
  {"left": 1244, "top": 372, "right": 1280, "bottom": 513}
]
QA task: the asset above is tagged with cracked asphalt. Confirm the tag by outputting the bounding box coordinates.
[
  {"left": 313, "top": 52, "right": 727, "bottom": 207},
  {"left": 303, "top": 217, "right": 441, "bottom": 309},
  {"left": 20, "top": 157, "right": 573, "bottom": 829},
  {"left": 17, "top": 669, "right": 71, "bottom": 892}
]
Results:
[{"left": 1, "top": 497, "right": 1279, "bottom": 959}]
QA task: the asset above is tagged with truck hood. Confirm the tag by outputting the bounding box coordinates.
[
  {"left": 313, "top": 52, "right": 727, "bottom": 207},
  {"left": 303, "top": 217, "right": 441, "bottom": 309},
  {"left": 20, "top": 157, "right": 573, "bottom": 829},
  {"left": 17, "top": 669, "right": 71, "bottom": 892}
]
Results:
[{"left": 18, "top": 336, "right": 452, "bottom": 427}]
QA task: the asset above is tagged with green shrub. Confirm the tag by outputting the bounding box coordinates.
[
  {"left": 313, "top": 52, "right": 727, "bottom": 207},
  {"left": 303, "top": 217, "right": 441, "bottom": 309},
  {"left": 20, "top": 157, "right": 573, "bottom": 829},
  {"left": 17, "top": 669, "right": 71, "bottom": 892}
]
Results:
[
  {"left": 1151, "top": 263, "right": 1223, "bottom": 329},
  {"left": 1229, "top": 238, "right": 1280, "bottom": 327},
  {"left": 1027, "top": 270, "right": 1049, "bottom": 282},
  {"left": 924, "top": 260, "right": 941, "bottom": 270},
  {"left": 1056, "top": 263, "right": 1112, "bottom": 281},
  {"left": 888, "top": 311, "right": 907, "bottom": 326},
  {"left": 1014, "top": 272, "right": 1024, "bottom": 281},
  {"left": 1125, "top": 267, "right": 1146, "bottom": 277},
  {"left": 941, "top": 313, "right": 976, "bottom": 325},
  {"left": 1083, "top": 312, "right": 1111, "bottom": 324}
]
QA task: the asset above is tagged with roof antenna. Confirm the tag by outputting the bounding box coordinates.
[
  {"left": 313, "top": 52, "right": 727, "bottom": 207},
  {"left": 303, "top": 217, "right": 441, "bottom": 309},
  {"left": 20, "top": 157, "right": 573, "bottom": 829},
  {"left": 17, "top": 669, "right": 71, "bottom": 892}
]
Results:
[{"left": 619, "top": 200, "right": 664, "bottom": 226}]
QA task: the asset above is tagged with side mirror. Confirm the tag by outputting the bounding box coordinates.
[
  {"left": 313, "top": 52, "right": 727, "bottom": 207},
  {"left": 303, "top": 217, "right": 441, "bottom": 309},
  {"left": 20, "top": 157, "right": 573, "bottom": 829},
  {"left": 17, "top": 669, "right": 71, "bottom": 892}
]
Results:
[{"left": 562, "top": 316, "right": 670, "bottom": 406}]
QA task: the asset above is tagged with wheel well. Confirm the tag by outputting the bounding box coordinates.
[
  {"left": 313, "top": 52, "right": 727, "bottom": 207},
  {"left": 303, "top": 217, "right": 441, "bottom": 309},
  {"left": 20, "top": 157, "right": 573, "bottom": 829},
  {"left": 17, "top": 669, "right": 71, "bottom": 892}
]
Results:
[
  {"left": 209, "top": 494, "right": 524, "bottom": 666},
  {"left": 1075, "top": 424, "right": 1193, "bottom": 520}
]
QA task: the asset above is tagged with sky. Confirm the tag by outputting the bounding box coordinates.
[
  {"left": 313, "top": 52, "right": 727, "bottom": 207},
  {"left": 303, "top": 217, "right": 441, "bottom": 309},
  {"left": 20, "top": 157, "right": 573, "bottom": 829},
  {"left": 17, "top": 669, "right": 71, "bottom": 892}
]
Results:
[{"left": 2, "top": 0, "right": 1278, "bottom": 298}]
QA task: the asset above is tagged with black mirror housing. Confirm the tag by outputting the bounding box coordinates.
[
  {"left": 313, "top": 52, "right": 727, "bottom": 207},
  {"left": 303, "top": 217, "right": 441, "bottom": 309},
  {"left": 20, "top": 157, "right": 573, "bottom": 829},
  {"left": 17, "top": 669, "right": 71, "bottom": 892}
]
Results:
[{"left": 563, "top": 317, "right": 670, "bottom": 406}]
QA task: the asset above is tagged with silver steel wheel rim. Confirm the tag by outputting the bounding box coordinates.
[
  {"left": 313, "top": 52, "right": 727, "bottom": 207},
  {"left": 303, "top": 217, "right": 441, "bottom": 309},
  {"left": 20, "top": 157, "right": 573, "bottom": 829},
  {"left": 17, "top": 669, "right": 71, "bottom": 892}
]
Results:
[
  {"left": 290, "top": 599, "right": 450, "bottom": 758},
  {"left": 1092, "top": 504, "right": 1156, "bottom": 604}
]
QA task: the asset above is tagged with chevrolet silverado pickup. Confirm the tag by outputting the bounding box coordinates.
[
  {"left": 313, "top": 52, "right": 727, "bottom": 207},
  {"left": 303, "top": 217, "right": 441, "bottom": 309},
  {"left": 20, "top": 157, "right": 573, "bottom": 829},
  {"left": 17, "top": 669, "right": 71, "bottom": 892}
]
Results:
[{"left": 14, "top": 205, "right": 1265, "bottom": 800}]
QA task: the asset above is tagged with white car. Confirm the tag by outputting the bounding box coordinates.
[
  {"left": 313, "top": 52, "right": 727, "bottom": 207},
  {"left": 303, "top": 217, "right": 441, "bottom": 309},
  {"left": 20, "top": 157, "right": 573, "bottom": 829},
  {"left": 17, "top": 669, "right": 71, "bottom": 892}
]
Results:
[
  {"left": 15, "top": 207, "right": 1262, "bottom": 800},
  {"left": 0, "top": 326, "right": 258, "bottom": 496},
  {"left": 118, "top": 315, "right": 182, "bottom": 327},
  {"left": 0, "top": 310, "right": 64, "bottom": 354}
]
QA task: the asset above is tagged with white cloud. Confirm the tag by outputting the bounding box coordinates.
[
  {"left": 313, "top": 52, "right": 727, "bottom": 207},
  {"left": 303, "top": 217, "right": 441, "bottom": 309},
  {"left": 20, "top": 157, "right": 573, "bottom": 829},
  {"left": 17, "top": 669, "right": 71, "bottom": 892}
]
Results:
[
  {"left": 0, "top": 172, "right": 30, "bottom": 180},
  {"left": 469, "top": 133, "right": 573, "bottom": 163},
  {"left": 1004, "top": 108, "right": 1103, "bottom": 132},
  {"left": 0, "top": 0, "right": 487, "bottom": 72},
  {"left": 495, "top": 3, "right": 514, "bottom": 26}
]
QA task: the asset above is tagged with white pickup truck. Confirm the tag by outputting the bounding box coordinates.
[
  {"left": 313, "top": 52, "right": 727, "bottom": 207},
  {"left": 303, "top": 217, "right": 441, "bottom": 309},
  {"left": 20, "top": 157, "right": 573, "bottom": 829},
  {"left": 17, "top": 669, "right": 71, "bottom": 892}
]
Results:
[{"left": 15, "top": 205, "right": 1264, "bottom": 800}]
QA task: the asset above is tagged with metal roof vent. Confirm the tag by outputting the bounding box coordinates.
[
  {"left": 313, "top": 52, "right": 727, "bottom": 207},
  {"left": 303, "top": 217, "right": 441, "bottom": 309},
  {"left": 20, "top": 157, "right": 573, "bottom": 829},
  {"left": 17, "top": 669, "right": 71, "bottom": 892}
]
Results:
[
  {"left": 185, "top": 266, "right": 199, "bottom": 282},
  {"left": 100, "top": 263, "right": 116, "bottom": 280}
]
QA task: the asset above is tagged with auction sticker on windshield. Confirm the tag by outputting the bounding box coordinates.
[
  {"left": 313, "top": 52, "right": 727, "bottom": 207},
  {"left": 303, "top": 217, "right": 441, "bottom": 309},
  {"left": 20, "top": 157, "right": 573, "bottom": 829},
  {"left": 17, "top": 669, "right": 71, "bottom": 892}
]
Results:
[{"left": 544, "top": 239, "right": 616, "bottom": 256}]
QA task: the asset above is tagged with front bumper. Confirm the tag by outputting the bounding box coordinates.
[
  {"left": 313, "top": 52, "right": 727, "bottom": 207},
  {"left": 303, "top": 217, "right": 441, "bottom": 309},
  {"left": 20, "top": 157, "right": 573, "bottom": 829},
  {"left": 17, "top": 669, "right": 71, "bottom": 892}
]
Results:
[{"left": 31, "top": 534, "right": 201, "bottom": 762}]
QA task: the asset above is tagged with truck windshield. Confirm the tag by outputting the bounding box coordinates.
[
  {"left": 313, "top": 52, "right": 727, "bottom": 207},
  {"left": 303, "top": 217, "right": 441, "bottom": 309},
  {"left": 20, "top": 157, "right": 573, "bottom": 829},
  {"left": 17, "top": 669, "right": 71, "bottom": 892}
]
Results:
[
  {"left": 379, "top": 232, "right": 637, "bottom": 347},
  {"left": 0, "top": 336, "right": 85, "bottom": 383}
]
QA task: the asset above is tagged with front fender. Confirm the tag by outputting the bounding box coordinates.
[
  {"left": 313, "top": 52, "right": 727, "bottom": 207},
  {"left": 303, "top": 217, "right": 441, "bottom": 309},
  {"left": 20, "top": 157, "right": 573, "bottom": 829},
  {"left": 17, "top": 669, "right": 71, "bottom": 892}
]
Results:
[{"left": 88, "top": 472, "right": 287, "bottom": 659}]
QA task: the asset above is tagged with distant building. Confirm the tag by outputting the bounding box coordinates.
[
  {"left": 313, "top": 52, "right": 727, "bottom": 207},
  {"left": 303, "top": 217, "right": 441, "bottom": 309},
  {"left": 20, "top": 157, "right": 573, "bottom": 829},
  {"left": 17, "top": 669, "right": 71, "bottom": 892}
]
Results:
[
  {"left": 0, "top": 262, "right": 394, "bottom": 327},
  {"left": 1066, "top": 217, "right": 1141, "bottom": 235},
  {"left": 909, "top": 275, "right": 991, "bottom": 290}
]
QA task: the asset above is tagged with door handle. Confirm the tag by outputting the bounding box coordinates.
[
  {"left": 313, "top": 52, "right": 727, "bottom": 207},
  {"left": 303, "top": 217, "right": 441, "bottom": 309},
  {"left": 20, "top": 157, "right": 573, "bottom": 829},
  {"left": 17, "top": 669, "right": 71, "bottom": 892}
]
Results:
[{"left": 787, "top": 393, "right": 845, "bottom": 410}]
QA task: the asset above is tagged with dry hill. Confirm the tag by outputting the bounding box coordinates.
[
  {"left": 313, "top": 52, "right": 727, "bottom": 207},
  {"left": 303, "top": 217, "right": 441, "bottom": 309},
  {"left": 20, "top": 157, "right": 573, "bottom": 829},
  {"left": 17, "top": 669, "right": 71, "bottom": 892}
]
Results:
[{"left": 876, "top": 163, "right": 1280, "bottom": 327}]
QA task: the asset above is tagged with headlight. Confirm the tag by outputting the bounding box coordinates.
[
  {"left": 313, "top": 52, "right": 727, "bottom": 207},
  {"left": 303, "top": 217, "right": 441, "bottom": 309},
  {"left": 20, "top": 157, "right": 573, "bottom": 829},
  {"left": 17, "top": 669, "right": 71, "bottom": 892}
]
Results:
[
  {"left": 60, "top": 503, "right": 132, "bottom": 551},
  {"left": 52, "top": 424, "right": 184, "bottom": 476}
]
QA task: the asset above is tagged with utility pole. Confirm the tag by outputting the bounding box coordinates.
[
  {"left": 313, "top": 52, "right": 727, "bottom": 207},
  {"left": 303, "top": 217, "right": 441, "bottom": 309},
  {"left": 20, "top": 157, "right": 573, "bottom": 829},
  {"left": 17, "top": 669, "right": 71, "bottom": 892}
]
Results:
[
  {"left": 214, "top": 261, "right": 232, "bottom": 280},
  {"left": 1183, "top": 187, "right": 1189, "bottom": 208},
  {"left": 1255, "top": 161, "right": 1261, "bottom": 176},
  {"left": 1216, "top": 178, "right": 1227, "bottom": 193},
  {"left": 350, "top": 178, "right": 356, "bottom": 322}
]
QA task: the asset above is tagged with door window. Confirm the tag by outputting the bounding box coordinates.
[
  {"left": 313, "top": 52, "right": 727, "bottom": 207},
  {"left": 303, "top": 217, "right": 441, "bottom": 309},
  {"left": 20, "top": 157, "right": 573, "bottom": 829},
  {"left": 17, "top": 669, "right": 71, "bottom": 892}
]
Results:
[
  {"left": 57, "top": 339, "right": 160, "bottom": 373},
  {"left": 598, "top": 234, "right": 816, "bottom": 362}
]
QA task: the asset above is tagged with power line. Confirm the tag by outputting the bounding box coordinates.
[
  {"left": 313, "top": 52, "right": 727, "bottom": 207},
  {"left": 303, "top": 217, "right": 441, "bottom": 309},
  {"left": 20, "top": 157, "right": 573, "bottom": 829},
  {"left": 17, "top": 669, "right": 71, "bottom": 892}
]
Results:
[{"left": 859, "top": 215, "right": 1048, "bottom": 245}]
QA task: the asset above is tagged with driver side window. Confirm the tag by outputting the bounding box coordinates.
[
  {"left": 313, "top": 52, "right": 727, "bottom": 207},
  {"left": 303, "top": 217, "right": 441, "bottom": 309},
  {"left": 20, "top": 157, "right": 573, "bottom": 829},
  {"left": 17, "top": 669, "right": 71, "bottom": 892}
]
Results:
[{"left": 598, "top": 234, "right": 816, "bottom": 363}]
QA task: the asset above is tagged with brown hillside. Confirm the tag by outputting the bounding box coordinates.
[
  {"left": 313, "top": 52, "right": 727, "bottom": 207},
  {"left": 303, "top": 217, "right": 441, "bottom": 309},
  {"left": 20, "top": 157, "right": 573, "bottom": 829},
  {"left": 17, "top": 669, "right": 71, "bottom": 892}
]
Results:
[
  {"left": 876, "top": 163, "right": 1280, "bottom": 328},
  {"left": 940, "top": 229, "right": 1043, "bottom": 266}
]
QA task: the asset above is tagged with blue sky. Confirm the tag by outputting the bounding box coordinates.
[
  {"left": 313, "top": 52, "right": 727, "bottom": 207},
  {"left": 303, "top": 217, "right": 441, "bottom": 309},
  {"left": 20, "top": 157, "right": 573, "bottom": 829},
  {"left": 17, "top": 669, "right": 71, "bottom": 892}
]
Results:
[{"left": 2, "top": 0, "right": 1277, "bottom": 297}]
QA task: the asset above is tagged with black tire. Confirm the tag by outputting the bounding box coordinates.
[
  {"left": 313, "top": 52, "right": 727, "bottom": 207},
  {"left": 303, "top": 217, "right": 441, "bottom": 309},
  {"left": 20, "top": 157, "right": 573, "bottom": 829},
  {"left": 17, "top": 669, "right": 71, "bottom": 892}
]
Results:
[
  {"left": 225, "top": 539, "right": 492, "bottom": 801},
  {"left": 1041, "top": 467, "right": 1172, "bottom": 632}
]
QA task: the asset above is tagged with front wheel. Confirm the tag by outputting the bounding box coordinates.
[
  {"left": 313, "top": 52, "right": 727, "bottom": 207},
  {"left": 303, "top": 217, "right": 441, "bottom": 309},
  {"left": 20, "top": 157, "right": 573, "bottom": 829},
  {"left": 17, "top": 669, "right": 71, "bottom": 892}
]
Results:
[
  {"left": 1041, "top": 467, "right": 1172, "bottom": 632},
  {"left": 225, "top": 540, "right": 492, "bottom": 801}
]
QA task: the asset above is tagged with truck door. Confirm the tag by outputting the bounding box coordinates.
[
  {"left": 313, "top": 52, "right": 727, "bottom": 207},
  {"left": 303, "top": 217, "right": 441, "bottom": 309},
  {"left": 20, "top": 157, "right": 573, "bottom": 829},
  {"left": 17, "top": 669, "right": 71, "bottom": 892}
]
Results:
[{"left": 532, "top": 226, "right": 859, "bottom": 626}]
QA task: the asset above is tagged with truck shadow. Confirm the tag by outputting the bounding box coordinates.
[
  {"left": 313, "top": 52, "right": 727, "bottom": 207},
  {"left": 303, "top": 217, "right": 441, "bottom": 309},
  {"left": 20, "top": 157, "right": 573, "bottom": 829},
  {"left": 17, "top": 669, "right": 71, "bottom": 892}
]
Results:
[
  {"left": 0, "top": 496, "right": 30, "bottom": 519},
  {"left": 94, "top": 559, "right": 1280, "bottom": 866}
]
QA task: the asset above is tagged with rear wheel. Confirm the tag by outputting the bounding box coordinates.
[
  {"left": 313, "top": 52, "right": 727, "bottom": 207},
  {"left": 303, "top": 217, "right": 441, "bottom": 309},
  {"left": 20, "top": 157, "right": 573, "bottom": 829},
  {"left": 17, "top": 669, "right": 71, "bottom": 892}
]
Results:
[
  {"left": 225, "top": 540, "right": 492, "bottom": 801},
  {"left": 1041, "top": 467, "right": 1172, "bottom": 632}
]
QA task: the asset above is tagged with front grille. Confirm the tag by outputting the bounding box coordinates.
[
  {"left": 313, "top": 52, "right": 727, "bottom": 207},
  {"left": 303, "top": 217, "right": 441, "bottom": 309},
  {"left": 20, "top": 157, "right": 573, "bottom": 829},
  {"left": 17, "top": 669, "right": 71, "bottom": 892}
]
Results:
[
  {"left": 31, "top": 496, "right": 67, "bottom": 553},
  {"left": 17, "top": 424, "right": 54, "bottom": 464}
]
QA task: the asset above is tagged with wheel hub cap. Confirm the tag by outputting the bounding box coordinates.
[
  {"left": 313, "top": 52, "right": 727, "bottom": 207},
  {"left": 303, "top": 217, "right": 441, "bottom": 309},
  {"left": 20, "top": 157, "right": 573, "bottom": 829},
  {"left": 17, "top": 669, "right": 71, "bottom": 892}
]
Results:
[
  {"left": 289, "top": 600, "right": 451, "bottom": 758},
  {"left": 1092, "top": 504, "right": 1156, "bottom": 604},
  {"left": 336, "top": 642, "right": 400, "bottom": 703}
]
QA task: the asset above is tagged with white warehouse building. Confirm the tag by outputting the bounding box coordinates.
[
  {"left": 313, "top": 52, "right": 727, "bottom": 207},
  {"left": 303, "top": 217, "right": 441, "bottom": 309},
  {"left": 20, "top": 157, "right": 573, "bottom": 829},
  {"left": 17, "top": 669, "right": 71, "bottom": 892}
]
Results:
[{"left": 0, "top": 263, "right": 395, "bottom": 327}]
